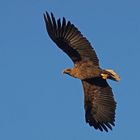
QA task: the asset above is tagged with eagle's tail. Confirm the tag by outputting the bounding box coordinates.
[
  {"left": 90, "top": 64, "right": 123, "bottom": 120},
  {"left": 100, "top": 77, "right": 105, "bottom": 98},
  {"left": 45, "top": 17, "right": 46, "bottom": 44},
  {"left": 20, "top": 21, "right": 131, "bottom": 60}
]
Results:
[
  {"left": 101, "top": 69, "right": 120, "bottom": 81},
  {"left": 105, "top": 69, "right": 120, "bottom": 81}
]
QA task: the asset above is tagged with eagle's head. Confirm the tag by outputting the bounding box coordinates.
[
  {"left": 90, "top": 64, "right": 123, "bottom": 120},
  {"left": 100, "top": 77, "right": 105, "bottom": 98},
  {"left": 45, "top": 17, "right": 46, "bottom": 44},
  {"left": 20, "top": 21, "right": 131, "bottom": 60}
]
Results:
[{"left": 63, "top": 68, "right": 76, "bottom": 77}]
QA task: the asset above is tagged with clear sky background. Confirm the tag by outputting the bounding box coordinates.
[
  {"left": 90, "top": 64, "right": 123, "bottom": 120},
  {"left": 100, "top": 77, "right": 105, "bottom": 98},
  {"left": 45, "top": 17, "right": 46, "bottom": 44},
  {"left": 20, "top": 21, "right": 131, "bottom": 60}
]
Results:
[{"left": 0, "top": 0, "right": 140, "bottom": 139}]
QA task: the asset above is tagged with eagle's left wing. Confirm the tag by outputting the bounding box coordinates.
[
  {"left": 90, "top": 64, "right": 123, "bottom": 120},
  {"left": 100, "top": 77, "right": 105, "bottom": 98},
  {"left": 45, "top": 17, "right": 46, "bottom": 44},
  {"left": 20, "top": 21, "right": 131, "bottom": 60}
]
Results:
[
  {"left": 82, "top": 78, "right": 116, "bottom": 132},
  {"left": 43, "top": 11, "right": 99, "bottom": 66}
]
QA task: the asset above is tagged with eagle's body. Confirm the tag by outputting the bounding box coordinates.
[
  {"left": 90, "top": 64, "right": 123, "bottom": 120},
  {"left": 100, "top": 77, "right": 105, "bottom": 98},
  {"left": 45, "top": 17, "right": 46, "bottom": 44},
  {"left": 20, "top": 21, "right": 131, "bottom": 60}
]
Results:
[
  {"left": 64, "top": 62, "right": 102, "bottom": 80},
  {"left": 44, "top": 12, "right": 120, "bottom": 132}
]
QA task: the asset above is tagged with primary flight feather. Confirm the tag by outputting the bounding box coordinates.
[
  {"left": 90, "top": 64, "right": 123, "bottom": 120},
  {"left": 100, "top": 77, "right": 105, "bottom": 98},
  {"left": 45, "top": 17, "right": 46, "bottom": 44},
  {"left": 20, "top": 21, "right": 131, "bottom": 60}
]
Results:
[{"left": 43, "top": 11, "right": 120, "bottom": 132}]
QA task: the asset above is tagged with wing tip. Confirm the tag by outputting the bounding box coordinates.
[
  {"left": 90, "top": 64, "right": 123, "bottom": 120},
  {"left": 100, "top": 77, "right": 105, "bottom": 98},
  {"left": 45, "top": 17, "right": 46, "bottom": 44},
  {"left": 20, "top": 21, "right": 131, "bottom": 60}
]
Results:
[
  {"left": 43, "top": 11, "right": 50, "bottom": 24},
  {"left": 85, "top": 111, "right": 115, "bottom": 132},
  {"left": 87, "top": 120, "right": 115, "bottom": 132},
  {"left": 43, "top": 11, "right": 49, "bottom": 19}
]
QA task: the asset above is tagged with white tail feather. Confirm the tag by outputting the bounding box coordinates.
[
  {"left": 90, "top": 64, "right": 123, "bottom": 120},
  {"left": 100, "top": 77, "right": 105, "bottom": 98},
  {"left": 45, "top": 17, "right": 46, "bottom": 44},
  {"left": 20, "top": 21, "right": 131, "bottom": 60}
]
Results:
[{"left": 105, "top": 69, "right": 120, "bottom": 81}]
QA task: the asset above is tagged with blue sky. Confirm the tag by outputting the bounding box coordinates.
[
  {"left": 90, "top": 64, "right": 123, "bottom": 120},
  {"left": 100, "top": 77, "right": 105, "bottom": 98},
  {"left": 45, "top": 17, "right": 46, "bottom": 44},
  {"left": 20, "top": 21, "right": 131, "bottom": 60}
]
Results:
[{"left": 0, "top": 0, "right": 140, "bottom": 139}]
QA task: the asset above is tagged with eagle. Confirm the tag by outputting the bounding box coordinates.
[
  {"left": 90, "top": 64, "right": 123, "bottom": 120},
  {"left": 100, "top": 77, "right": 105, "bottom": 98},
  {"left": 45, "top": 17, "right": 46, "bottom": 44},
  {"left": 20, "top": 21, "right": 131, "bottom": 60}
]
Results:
[{"left": 43, "top": 11, "right": 120, "bottom": 132}]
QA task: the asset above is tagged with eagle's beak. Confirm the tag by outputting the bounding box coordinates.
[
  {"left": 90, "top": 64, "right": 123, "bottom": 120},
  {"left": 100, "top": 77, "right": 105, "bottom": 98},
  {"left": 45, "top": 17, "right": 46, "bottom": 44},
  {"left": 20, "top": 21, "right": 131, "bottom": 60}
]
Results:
[
  {"left": 62, "top": 70, "right": 65, "bottom": 74},
  {"left": 62, "top": 69, "right": 67, "bottom": 74},
  {"left": 62, "top": 69, "right": 71, "bottom": 75}
]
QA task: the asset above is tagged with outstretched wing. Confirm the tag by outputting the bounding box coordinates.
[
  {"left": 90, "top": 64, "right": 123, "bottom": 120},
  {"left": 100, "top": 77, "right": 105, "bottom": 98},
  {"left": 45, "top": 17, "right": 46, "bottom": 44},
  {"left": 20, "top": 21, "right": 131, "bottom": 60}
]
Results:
[
  {"left": 44, "top": 11, "right": 99, "bottom": 66},
  {"left": 82, "top": 78, "right": 116, "bottom": 132}
]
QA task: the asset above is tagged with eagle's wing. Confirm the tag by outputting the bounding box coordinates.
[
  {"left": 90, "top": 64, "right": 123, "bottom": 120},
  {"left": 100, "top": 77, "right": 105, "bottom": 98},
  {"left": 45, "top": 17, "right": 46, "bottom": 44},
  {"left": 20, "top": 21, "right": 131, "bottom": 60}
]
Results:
[
  {"left": 82, "top": 78, "right": 116, "bottom": 132},
  {"left": 44, "top": 12, "right": 99, "bottom": 66}
]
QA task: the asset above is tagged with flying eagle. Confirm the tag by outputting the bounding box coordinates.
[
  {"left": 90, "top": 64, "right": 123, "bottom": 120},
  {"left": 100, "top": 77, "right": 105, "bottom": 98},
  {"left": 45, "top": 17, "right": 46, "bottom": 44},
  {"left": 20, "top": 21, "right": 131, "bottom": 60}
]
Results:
[{"left": 43, "top": 11, "right": 120, "bottom": 132}]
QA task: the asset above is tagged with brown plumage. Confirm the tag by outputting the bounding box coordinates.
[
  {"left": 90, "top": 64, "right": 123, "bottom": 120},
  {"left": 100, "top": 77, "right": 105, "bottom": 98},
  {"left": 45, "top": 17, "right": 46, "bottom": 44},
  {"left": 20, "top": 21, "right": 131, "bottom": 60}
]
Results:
[{"left": 43, "top": 11, "right": 120, "bottom": 132}]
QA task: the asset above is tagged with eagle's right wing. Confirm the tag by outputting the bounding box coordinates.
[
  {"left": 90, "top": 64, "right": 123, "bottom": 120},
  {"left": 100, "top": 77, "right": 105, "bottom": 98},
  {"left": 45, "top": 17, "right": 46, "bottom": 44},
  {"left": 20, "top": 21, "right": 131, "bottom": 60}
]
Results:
[
  {"left": 82, "top": 78, "right": 116, "bottom": 132},
  {"left": 44, "top": 12, "right": 99, "bottom": 66}
]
